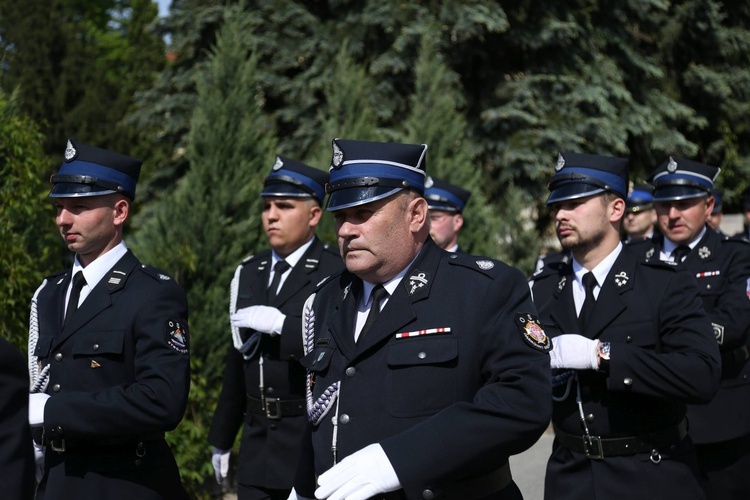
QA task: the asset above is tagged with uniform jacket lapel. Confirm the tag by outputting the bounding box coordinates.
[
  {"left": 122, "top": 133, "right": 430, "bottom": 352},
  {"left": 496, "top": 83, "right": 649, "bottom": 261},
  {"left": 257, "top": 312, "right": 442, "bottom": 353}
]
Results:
[
  {"left": 583, "top": 249, "right": 635, "bottom": 339},
  {"left": 52, "top": 251, "right": 139, "bottom": 350},
  {"left": 353, "top": 242, "right": 440, "bottom": 353},
  {"left": 274, "top": 238, "right": 324, "bottom": 307},
  {"left": 547, "top": 266, "right": 579, "bottom": 336},
  {"left": 326, "top": 277, "right": 359, "bottom": 361}
]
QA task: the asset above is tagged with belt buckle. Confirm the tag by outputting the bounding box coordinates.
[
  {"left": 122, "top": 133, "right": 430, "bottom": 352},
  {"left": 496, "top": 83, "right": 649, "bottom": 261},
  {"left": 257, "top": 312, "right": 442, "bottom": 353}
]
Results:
[
  {"left": 265, "top": 397, "right": 282, "bottom": 420},
  {"left": 583, "top": 435, "right": 604, "bottom": 460},
  {"left": 50, "top": 438, "right": 66, "bottom": 453}
]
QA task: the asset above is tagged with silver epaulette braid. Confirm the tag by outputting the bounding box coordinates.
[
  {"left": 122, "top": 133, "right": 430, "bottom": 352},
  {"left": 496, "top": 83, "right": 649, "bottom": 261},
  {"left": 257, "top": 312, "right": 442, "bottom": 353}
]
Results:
[
  {"left": 303, "top": 293, "right": 340, "bottom": 425},
  {"left": 28, "top": 279, "right": 50, "bottom": 393}
]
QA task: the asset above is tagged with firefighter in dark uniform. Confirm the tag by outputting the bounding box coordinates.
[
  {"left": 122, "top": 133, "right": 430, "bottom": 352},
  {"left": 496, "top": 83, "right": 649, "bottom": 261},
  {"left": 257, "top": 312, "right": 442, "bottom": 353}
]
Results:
[
  {"left": 530, "top": 152, "right": 720, "bottom": 500},
  {"left": 27, "top": 139, "right": 190, "bottom": 499},
  {"left": 622, "top": 183, "right": 657, "bottom": 242},
  {"left": 0, "top": 338, "right": 34, "bottom": 499},
  {"left": 636, "top": 157, "right": 750, "bottom": 499},
  {"left": 208, "top": 157, "right": 343, "bottom": 500},
  {"left": 291, "top": 139, "right": 552, "bottom": 500},
  {"left": 424, "top": 176, "right": 471, "bottom": 253}
]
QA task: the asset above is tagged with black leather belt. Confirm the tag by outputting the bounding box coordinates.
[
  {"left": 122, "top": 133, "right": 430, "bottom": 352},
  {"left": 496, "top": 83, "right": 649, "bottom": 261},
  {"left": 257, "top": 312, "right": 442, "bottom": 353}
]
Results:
[
  {"left": 247, "top": 395, "right": 305, "bottom": 419},
  {"left": 48, "top": 433, "right": 163, "bottom": 454},
  {"left": 554, "top": 419, "right": 688, "bottom": 459}
]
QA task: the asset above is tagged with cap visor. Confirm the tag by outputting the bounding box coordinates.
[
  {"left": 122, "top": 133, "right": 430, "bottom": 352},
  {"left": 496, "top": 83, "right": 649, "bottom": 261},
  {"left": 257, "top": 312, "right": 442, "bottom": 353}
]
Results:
[
  {"left": 546, "top": 185, "right": 605, "bottom": 205},
  {"left": 261, "top": 183, "right": 315, "bottom": 199},
  {"left": 326, "top": 187, "right": 402, "bottom": 211},
  {"left": 49, "top": 183, "right": 115, "bottom": 198},
  {"left": 653, "top": 186, "right": 709, "bottom": 202}
]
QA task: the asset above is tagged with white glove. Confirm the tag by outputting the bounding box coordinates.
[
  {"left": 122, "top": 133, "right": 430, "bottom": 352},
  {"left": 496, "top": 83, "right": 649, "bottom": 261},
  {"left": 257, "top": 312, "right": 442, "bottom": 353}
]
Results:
[
  {"left": 315, "top": 443, "right": 400, "bottom": 500},
  {"left": 33, "top": 441, "right": 45, "bottom": 482},
  {"left": 211, "top": 447, "right": 230, "bottom": 484},
  {"left": 28, "top": 393, "right": 50, "bottom": 426},
  {"left": 550, "top": 335, "right": 600, "bottom": 370},
  {"left": 288, "top": 487, "right": 316, "bottom": 500},
  {"left": 231, "top": 305, "right": 286, "bottom": 335}
]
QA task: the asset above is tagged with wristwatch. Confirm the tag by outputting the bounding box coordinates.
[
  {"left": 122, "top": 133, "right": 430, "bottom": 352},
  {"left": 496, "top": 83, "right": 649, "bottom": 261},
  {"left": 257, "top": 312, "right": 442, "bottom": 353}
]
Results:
[{"left": 597, "top": 342, "right": 611, "bottom": 372}]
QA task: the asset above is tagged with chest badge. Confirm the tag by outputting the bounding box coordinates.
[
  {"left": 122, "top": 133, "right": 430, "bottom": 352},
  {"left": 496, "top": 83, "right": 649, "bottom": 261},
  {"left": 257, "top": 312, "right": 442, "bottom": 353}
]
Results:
[{"left": 698, "top": 246, "right": 711, "bottom": 259}]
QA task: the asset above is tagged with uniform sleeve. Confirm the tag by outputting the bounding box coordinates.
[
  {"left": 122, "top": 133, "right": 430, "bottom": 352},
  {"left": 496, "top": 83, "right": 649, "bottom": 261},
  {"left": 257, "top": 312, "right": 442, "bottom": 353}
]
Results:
[
  {"left": 381, "top": 267, "right": 552, "bottom": 498},
  {"left": 208, "top": 345, "right": 247, "bottom": 450},
  {"left": 708, "top": 243, "right": 750, "bottom": 350},
  {"left": 606, "top": 268, "right": 721, "bottom": 403},
  {"left": 0, "top": 340, "right": 35, "bottom": 499},
  {"left": 43, "top": 280, "right": 190, "bottom": 439}
]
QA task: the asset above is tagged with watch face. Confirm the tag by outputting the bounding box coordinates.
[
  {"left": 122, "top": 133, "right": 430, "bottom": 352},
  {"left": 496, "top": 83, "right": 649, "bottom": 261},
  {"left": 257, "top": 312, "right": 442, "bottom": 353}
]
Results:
[{"left": 599, "top": 342, "right": 611, "bottom": 360}]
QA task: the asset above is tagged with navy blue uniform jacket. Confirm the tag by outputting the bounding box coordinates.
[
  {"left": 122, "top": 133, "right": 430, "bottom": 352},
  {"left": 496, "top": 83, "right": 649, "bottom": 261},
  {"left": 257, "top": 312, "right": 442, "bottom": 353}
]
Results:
[
  {"left": 0, "top": 338, "right": 34, "bottom": 499},
  {"left": 531, "top": 244, "right": 720, "bottom": 499},
  {"left": 297, "top": 240, "right": 552, "bottom": 499},
  {"left": 31, "top": 250, "right": 190, "bottom": 500},
  {"left": 637, "top": 229, "right": 750, "bottom": 443},
  {"left": 209, "top": 237, "right": 343, "bottom": 489}
]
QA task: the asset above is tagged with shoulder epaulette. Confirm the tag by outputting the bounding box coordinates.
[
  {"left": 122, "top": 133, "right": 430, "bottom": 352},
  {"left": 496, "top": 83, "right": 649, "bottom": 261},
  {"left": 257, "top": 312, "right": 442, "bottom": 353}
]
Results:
[
  {"left": 724, "top": 235, "right": 750, "bottom": 245},
  {"left": 447, "top": 252, "right": 506, "bottom": 276},
  {"left": 640, "top": 259, "right": 680, "bottom": 271},
  {"left": 322, "top": 244, "right": 340, "bottom": 257},
  {"left": 314, "top": 269, "right": 346, "bottom": 291},
  {"left": 138, "top": 263, "right": 176, "bottom": 282}
]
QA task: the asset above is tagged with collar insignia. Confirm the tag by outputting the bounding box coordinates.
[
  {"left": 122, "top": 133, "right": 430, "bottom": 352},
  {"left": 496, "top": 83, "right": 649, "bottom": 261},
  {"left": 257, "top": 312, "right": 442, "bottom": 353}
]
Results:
[
  {"left": 614, "top": 271, "right": 629, "bottom": 287},
  {"left": 698, "top": 246, "right": 711, "bottom": 259},
  {"left": 645, "top": 247, "right": 654, "bottom": 259},
  {"left": 407, "top": 270, "right": 430, "bottom": 295},
  {"left": 558, "top": 276, "right": 567, "bottom": 291}
]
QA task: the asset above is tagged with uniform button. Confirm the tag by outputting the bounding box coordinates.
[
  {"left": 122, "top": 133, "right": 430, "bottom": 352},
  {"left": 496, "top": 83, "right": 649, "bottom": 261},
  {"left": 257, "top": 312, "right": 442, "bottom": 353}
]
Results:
[
  {"left": 54, "top": 353, "right": 63, "bottom": 361},
  {"left": 623, "top": 378, "right": 633, "bottom": 386},
  {"left": 706, "top": 284, "right": 711, "bottom": 290},
  {"left": 339, "top": 414, "right": 350, "bottom": 424},
  {"left": 586, "top": 413, "right": 595, "bottom": 422},
  {"left": 625, "top": 336, "right": 632, "bottom": 343},
  {"left": 418, "top": 351, "right": 427, "bottom": 360},
  {"left": 93, "top": 344, "right": 99, "bottom": 351},
  {"left": 345, "top": 367, "right": 356, "bottom": 377},
  {"left": 53, "top": 384, "right": 61, "bottom": 392},
  {"left": 422, "top": 489, "right": 435, "bottom": 499},
  {"left": 450, "top": 254, "right": 458, "bottom": 259},
  {"left": 266, "top": 387, "right": 275, "bottom": 395}
]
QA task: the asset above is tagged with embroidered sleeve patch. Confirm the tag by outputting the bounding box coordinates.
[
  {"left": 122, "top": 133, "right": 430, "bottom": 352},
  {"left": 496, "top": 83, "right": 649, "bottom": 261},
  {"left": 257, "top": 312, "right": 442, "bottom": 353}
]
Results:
[
  {"left": 166, "top": 320, "right": 189, "bottom": 354},
  {"left": 516, "top": 313, "right": 551, "bottom": 352}
]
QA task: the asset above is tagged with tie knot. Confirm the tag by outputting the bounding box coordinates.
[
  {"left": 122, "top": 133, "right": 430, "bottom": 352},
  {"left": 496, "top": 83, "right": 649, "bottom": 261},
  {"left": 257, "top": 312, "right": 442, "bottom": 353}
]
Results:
[
  {"left": 370, "top": 284, "right": 388, "bottom": 305},
  {"left": 72, "top": 271, "right": 87, "bottom": 290},
  {"left": 582, "top": 272, "right": 597, "bottom": 291},
  {"left": 274, "top": 260, "right": 291, "bottom": 274},
  {"left": 671, "top": 245, "right": 690, "bottom": 262}
]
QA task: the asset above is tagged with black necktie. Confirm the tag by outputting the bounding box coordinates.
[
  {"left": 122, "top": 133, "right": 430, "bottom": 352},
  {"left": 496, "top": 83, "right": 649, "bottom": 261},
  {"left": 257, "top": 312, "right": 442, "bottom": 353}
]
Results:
[
  {"left": 358, "top": 285, "right": 388, "bottom": 342},
  {"left": 579, "top": 272, "right": 597, "bottom": 333},
  {"left": 268, "top": 260, "right": 290, "bottom": 304},
  {"left": 64, "top": 272, "right": 86, "bottom": 326},
  {"left": 671, "top": 245, "right": 691, "bottom": 263}
]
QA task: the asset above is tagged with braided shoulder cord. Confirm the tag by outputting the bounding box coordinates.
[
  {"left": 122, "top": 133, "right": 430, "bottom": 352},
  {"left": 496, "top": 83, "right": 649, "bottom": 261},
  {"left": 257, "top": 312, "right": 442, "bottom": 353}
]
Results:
[
  {"left": 229, "top": 264, "right": 243, "bottom": 351},
  {"left": 28, "top": 279, "right": 50, "bottom": 393},
  {"left": 303, "top": 293, "right": 340, "bottom": 425}
]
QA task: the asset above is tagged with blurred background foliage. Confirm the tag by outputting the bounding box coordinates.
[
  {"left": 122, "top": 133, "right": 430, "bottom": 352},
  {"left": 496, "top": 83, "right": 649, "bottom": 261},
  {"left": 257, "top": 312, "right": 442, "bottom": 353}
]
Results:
[{"left": 2, "top": 0, "right": 749, "bottom": 496}]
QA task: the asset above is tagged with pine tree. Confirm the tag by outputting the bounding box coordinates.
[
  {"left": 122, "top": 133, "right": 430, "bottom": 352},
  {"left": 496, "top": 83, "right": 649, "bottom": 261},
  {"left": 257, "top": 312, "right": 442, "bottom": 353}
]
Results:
[
  {"left": 0, "top": 90, "right": 65, "bottom": 348},
  {"left": 129, "top": 9, "right": 277, "bottom": 492}
]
